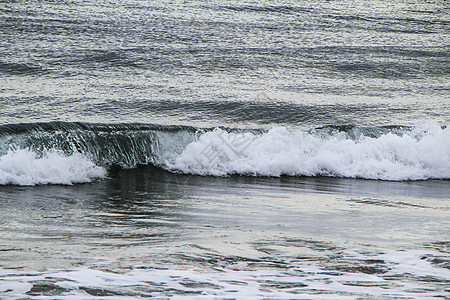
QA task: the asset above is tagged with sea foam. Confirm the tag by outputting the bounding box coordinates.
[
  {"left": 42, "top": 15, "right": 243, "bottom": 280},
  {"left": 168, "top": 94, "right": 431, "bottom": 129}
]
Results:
[
  {"left": 0, "top": 249, "right": 448, "bottom": 299},
  {"left": 0, "top": 149, "right": 107, "bottom": 186},
  {"left": 1, "top": 123, "right": 448, "bottom": 184},
  {"left": 170, "top": 124, "right": 450, "bottom": 180}
]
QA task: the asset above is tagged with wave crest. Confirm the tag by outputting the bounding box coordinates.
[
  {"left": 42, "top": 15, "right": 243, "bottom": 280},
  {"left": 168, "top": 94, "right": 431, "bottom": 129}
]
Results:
[
  {"left": 0, "top": 149, "right": 106, "bottom": 186},
  {"left": 0, "top": 122, "right": 449, "bottom": 184},
  {"left": 170, "top": 124, "right": 450, "bottom": 181}
]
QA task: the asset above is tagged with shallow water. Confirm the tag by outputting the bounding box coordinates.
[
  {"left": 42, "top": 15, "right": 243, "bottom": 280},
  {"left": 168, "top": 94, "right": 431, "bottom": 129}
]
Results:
[{"left": 1, "top": 167, "right": 449, "bottom": 298}]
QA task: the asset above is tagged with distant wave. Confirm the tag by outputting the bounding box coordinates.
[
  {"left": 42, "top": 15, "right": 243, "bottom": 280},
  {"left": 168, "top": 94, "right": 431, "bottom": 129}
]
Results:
[{"left": 0, "top": 122, "right": 448, "bottom": 185}]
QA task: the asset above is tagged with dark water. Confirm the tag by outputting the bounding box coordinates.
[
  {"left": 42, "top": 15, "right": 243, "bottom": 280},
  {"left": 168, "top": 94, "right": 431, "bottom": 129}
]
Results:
[{"left": 1, "top": 0, "right": 449, "bottom": 298}]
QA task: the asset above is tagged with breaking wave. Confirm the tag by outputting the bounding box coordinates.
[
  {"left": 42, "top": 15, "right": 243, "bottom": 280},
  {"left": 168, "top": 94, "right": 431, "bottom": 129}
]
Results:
[
  {"left": 0, "top": 122, "right": 448, "bottom": 185},
  {"left": 172, "top": 124, "right": 450, "bottom": 180},
  {"left": 0, "top": 149, "right": 106, "bottom": 186}
]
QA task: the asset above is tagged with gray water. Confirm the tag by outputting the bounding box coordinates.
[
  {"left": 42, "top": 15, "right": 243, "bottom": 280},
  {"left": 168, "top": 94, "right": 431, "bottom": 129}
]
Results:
[
  {"left": 1, "top": 169, "right": 449, "bottom": 298},
  {"left": 1, "top": 0, "right": 449, "bottom": 298},
  {"left": 1, "top": 0, "right": 449, "bottom": 128}
]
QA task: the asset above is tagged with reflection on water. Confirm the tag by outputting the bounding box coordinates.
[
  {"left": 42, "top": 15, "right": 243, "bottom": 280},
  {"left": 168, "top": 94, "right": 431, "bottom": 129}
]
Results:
[
  {"left": 0, "top": 166, "right": 449, "bottom": 298},
  {"left": 0, "top": 166, "right": 449, "bottom": 273}
]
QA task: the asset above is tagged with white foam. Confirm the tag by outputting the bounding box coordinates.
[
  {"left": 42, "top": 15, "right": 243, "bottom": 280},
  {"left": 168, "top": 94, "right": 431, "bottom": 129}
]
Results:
[
  {"left": 0, "top": 149, "right": 107, "bottom": 186},
  {"left": 169, "top": 124, "right": 450, "bottom": 180},
  {"left": 0, "top": 249, "right": 448, "bottom": 299}
]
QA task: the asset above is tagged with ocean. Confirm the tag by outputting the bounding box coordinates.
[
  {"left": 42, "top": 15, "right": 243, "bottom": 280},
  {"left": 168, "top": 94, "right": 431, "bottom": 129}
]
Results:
[{"left": 1, "top": 0, "right": 449, "bottom": 298}]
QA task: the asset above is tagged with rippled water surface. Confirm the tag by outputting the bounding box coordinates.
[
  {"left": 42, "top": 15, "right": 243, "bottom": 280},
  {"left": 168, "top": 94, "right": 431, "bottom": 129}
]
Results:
[{"left": 1, "top": 0, "right": 449, "bottom": 128}]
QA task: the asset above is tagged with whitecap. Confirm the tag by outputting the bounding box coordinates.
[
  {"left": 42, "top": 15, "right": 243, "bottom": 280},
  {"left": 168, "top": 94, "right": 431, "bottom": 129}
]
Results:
[
  {"left": 0, "top": 149, "right": 107, "bottom": 186},
  {"left": 169, "top": 124, "right": 450, "bottom": 181}
]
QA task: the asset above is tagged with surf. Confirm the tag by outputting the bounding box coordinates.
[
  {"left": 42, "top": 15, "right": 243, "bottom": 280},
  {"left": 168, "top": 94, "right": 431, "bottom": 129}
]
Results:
[{"left": 0, "top": 121, "right": 448, "bottom": 185}]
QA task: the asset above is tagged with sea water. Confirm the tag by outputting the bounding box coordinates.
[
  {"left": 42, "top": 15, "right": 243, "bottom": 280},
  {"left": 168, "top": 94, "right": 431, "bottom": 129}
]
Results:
[{"left": 0, "top": 0, "right": 449, "bottom": 298}]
